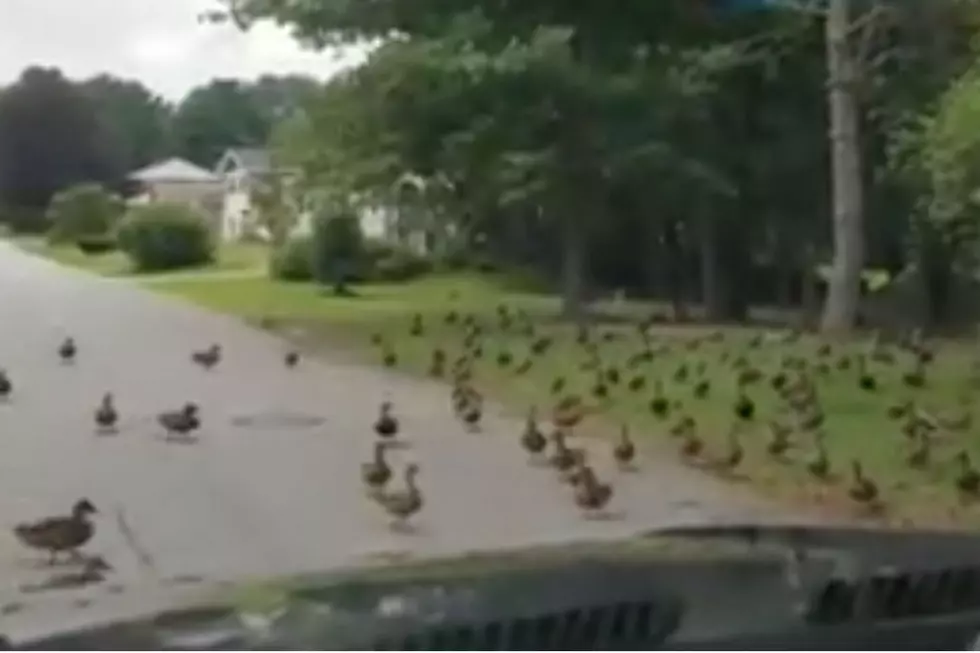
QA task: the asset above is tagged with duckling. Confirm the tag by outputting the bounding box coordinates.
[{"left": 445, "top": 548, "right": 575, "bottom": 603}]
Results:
[
  {"left": 847, "top": 461, "right": 879, "bottom": 507},
  {"left": 627, "top": 375, "right": 646, "bottom": 392},
  {"left": 14, "top": 499, "right": 97, "bottom": 564},
  {"left": 158, "top": 403, "right": 200, "bottom": 440},
  {"left": 58, "top": 337, "right": 77, "bottom": 365},
  {"left": 955, "top": 452, "right": 980, "bottom": 497},
  {"left": 693, "top": 379, "right": 710, "bottom": 399},
  {"left": 284, "top": 350, "right": 300, "bottom": 369},
  {"left": 382, "top": 349, "right": 398, "bottom": 368},
  {"left": 680, "top": 431, "right": 704, "bottom": 459},
  {"left": 191, "top": 344, "right": 221, "bottom": 370},
  {"left": 514, "top": 358, "right": 533, "bottom": 375},
  {"left": 496, "top": 350, "right": 512, "bottom": 368},
  {"left": 375, "top": 463, "right": 423, "bottom": 530},
  {"left": 734, "top": 392, "right": 755, "bottom": 421},
  {"left": 461, "top": 396, "right": 483, "bottom": 432},
  {"left": 409, "top": 313, "right": 424, "bottom": 337},
  {"left": 903, "top": 361, "right": 926, "bottom": 389},
  {"left": 94, "top": 393, "right": 118, "bottom": 434},
  {"left": 549, "top": 376, "right": 566, "bottom": 395},
  {"left": 0, "top": 368, "right": 11, "bottom": 400},
  {"left": 20, "top": 555, "right": 112, "bottom": 593},
  {"left": 612, "top": 425, "right": 636, "bottom": 470},
  {"left": 572, "top": 465, "right": 613, "bottom": 516},
  {"left": 766, "top": 422, "right": 791, "bottom": 460},
  {"left": 856, "top": 355, "right": 876, "bottom": 391},
  {"left": 374, "top": 401, "right": 399, "bottom": 439},
  {"left": 649, "top": 380, "right": 669, "bottom": 419},
  {"left": 887, "top": 399, "right": 911, "bottom": 421},
  {"left": 361, "top": 441, "right": 392, "bottom": 493},
  {"left": 669, "top": 414, "right": 696, "bottom": 438},
  {"left": 552, "top": 396, "right": 584, "bottom": 430},
  {"left": 520, "top": 407, "right": 547, "bottom": 461}
]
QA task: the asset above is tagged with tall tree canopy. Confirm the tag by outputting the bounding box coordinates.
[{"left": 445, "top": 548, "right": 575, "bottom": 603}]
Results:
[{"left": 0, "top": 67, "right": 118, "bottom": 226}]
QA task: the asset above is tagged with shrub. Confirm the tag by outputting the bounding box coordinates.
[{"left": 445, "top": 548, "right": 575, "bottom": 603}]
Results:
[
  {"left": 75, "top": 234, "right": 117, "bottom": 255},
  {"left": 270, "top": 235, "right": 313, "bottom": 282},
  {"left": 116, "top": 203, "right": 214, "bottom": 272},
  {"left": 47, "top": 184, "right": 123, "bottom": 244},
  {"left": 311, "top": 210, "right": 365, "bottom": 293}
]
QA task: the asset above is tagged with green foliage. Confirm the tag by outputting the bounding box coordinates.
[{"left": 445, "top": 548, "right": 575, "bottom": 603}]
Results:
[
  {"left": 363, "top": 239, "right": 432, "bottom": 282},
  {"left": 311, "top": 210, "right": 366, "bottom": 292},
  {"left": 46, "top": 183, "right": 123, "bottom": 244},
  {"left": 270, "top": 235, "right": 314, "bottom": 282},
  {"left": 116, "top": 203, "right": 215, "bottom": 272},
  {"left": 75, "top": 234, "right": 117, "bottom": 255}
]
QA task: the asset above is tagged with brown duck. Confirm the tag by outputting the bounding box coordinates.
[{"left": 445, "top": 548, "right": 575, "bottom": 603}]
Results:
[
  {"left": 284, "top": 350, "right": 300, "bottom": 369},
  {"left": 191, "top": 344, "right": 221, "bottom": 370},
  {"left": 58, "top": 337, "right": 77, "bottom": 365},
  {"left": 361, "top": 441, "right": 392, "bottom": 493},
  {"left": 14, "top": 499, "right": 97, "bottom": 563},
  {"left": 374, "top": 401, "right": 399, "bottom": 439},
  {"left": 94, "top": 393, "right": 118, "bottom": 434},
  {"left": 375, "top": 463, "right": 423, "bottom": 529},
  {"left": 548, "top": 430, "right": 577, "bottom": 473},
  {"left": 612, "top": 425, "right": 636, "bottom": 470},
  {"left": 572, "top": 465, "right": 613, "bottom": 514},
  {"left": 158, "top": 403, "right": 200, "bottom": 439},
  {"left": 520, "top": 407, "right": 546, "bottom": 460}
]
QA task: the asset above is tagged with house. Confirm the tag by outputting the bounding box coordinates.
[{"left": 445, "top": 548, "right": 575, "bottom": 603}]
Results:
[
  {"left": 214, "top": 147, "right": 277, "bottom": 240},
  {"left": 127, "top": 158, "right": 224, "bottom": 229}
]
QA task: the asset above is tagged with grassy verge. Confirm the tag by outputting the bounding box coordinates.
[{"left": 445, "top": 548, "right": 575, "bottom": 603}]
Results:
[
  {"left": 152, "top": 272, "right": 980, "bottom": 528},
  {"left": 10, "top": 235, "right": 268, "bottom": 277}
]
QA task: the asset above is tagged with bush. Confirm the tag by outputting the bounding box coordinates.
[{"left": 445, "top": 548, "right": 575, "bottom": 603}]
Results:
[
  {"left": 311, "top": 210, "right": 365, "bottom": 293},
  {"left": 47, "top": 184, "right": 122, "bottom": 244},
  {"left": 270, "top": 235, "right": 313, "bottom": 282},
  {"left": 75, "top": 234, "right": 117, "bottom": 255},
  {"left": 116, "top": 203, "right": 214, "bottom": 272}
]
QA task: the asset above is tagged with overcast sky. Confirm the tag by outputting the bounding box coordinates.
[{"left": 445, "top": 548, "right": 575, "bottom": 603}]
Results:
[{"left": 0, "top": 0, "right": 366, "bottom": 101}]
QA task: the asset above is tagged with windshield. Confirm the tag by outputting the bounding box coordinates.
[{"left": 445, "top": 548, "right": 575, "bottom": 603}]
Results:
[{"left": 0, "top": 0, "right": 976, "bottom": 644}]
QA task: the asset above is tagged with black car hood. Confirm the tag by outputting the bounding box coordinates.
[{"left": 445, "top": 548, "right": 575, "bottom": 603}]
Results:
[{"left": 6, "top": 522, "right": 980, "bottom": 649}]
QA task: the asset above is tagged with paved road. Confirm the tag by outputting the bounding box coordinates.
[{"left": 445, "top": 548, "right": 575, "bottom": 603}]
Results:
[{"left": 0, "top": 242, "right": 801, "bottom": 609}]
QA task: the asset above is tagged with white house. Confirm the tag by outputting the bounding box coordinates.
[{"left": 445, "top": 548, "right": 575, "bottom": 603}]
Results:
[
  {"left": 214, "top": 147, "right": 276, "bottom": 240},
  {"left": 128, "top": 158, "right": 224, "bottom": 229}
]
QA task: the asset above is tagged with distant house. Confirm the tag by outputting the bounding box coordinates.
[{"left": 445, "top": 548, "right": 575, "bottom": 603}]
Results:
[
  {"left": 128, "top": 157, "right": 224, "bottom": 230},
  {"left": 214, "top": 147, "right": 276, "bottom": 240}
]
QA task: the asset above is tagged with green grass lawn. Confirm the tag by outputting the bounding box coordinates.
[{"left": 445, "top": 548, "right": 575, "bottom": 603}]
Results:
[
  {"left": 152, "top": 272, "right": 980, "bottom": 528},
  {"left": 11, "top": 235, "right": 269, "bottom": 277}
]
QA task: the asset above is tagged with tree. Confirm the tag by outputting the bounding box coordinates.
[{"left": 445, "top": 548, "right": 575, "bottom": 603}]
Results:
[
  {"left": 0, "top": 67, "right": 119, "bottom": 229},
  {"left": 80, "top": 75, "right": 174, "bottom": 174},
  {"left": 171, "top": 79, "right": 269, "bottom": 167}
]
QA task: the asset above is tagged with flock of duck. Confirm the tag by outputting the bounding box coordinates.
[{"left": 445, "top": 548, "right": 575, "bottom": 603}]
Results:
[{"left": 367, "top": 299, "right": 980, "bottom": 528}]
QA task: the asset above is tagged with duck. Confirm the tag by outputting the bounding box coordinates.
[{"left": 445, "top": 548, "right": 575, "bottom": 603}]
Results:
[
  {"left": 158, "top": 403, "right": 200, "bottom": 440},
  {"left": 58, "top": 337, "right": 77, "bottom": 364},
  {"left": 94, "top": 393, "right": 118, "bottom": 434},
  {"left": 807, "top": 434, "right": 830, "bottom": 480},
  {"left": 0, "top": 368, "right": 11, "bottom": 400},
  {"left": 461, "top": 395, "right": 483, "bottom": 432},
  {"left": 520, "top": 407, "right": 547, "bottom": 460},
  {"left": 847, "top": 461, "right": 879, "bottom": 508},
  {"left": 612, "top": 425, "right": 636, "bottom": 470},
  {"left": 361, "top": 441, "right": 392, "bottom": 494},
  {"left": 906, "top": 434, "right": 930, "bottom": 470},
  {"left": 572, "top": 465, "right": 613, "bottom": 515},
  {"left": 14, "top": 499, "right": 97, "bottom": 564},
  {"left": 191, "top": 344, "right": 221, "bottom": 370},
  {"left": 955, "top": 452, "right": 980, "bottom": 497},
  {"left": 374, "top": 401, "right": 399, "bottom": 439},
  {"left": 548, "top": 430, "right": 577, "bottom": 473},
  {"left": 284, "top": 350, "right": 300, "bottom": 369},
  {"left": 718, "top": 426, "right": 743, "bottom": 472},
  {"left": 375, "top": 463, "right": 423, "bottom": 530}
]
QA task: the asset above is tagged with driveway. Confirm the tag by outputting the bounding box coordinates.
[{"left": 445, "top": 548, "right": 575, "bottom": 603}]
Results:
[{"left": 0, "top": 242, "right": 803, "bottom": 613}]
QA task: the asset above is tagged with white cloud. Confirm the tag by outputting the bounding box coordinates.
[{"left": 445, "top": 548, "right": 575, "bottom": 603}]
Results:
[{"left": 0, "top": 0, "right": 367, "bottom": 101}]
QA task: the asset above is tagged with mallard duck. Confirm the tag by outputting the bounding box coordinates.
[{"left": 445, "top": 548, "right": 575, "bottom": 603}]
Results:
[
  {"left": 572, "top": 465, "right": 613, "bottom": 515},
  {"left": 0, "top": 368, "right": 11, "bottom": 400},
  {"left": 284, "top": 351, "right": 300, "bottom": 369},
  {"left": 158, "top": 403, "right": 200, "bottom": 439},
  {"left": 612, "top": 425, "right": 636, "bottom": 470},
  {"left": 361, "top": 441, "right": 392, "bottom": 492},
  {"left": 375, "top": 463, "right": 423, "bottom": 530},
  {"left": 548, "top": 430, "right": 577, "bottom": 472},
  {"left": 374, "top": 401, "right": 398, "bottom": 439},
  {"left": 520, "top": 407, "right": 546, "bottom": 460},
  {"left": 955, "top": 452, "right": 980, "bottom": 497},
  {"left": 94, "top": 393, "right": 118, "bottom": 434},
  {"left": 191, "top": 344, "right": 221, "bottom": 370},
  {"left": 14, "top": 499, "right": 97, "bottom": 564},
  {"left": 848, "top": 461, "right": 879, "bottom": 507},
  {"left": 461, "top": 397, "right": 483, "bottom": 432},
  {"left": 58, "top": 337, "right": 77, "bottom": 364},
  {"left": 552, "top": 396, "right": 584, "bottom": 430}
]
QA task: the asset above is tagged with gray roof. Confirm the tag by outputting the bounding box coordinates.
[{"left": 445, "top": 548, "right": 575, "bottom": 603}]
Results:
[
  {"left": 129, "top": 158, "right": 221, "bottom": 183},
  {"left": 224, "top": 148, "right": 272, "bottom": 174}
]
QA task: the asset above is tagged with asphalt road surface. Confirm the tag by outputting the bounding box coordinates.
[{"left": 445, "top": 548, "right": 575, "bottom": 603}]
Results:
[{"left": 0, "top": 241, "right": 802, "bottom": 612}]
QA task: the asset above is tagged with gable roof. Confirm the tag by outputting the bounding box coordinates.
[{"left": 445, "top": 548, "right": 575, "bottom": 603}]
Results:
[
  {"left": 129, "top": 158, "right": 221, "bottom": 184},
  {"left": 215, "top": 148, "right": 272, "bottom": 175}
]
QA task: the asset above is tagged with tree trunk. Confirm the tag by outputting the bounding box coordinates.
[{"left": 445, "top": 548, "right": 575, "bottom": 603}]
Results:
[
  {"left": 700, "top": 216, "right": 727, "bottom": 320},
  {"left": 560, "top": 216, "right": 586, "bottom": 323},
  {"left": 821, "top": 0, "right": 866, "bottom": 333}
]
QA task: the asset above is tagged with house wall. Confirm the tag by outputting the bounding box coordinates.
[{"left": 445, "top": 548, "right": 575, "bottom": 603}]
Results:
[{"left": 140, "top": 181, "right": 223, "bottom": 231}]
